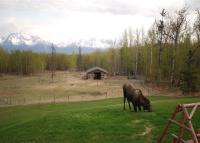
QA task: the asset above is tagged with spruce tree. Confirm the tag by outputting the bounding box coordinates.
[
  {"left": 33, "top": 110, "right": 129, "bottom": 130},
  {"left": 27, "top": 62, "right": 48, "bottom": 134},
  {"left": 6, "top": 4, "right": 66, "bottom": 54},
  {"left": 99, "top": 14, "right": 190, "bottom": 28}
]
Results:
[{"left": 180, "top": 50, "right": 198, "bottom": 95}]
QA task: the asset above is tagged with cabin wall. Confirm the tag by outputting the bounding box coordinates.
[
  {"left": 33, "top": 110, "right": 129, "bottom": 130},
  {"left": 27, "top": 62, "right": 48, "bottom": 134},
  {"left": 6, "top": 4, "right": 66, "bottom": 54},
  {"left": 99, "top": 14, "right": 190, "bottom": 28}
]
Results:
[
  {"left": 101, "top": 73, "right": 107, "bottom": 79},
  {"left": 87, "top": 73, "right": 95, "bottom": 79},
  {"left": 86, "top": 72, "right": 107, "bottom": 79}
]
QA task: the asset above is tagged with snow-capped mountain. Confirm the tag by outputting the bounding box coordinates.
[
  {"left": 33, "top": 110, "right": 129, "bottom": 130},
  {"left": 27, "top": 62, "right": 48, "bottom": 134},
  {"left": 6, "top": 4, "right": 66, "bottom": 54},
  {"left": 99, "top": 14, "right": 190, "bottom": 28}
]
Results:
[
  {"left": 0, "top": 36, "right": 5, "bottom": 44},
  {"left": 0, "top": 33, "right": 111, "bottom": 53},
  {"left": 4, "top": 33, "right": 43, "bottom": 45},
  {"left": 0, "top": 33, "right": 51, "bottom": 52},
  {"left": 75, "top": 38, "right": 111, "bottom": 49}
]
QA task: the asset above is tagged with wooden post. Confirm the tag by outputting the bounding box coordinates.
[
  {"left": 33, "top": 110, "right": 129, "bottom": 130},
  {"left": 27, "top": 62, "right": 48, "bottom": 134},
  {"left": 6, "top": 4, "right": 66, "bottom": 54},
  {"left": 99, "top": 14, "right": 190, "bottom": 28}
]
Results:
[
  {"left": 10, "top": 96, "right": 12, "bottom": 105},
  {"left": 24, "top": 97, "right": 26, "bottom": 104},
  {"left": 39, "top": 95, "right": 42, "bottom": 104},
  {"left": 53, "top": 94, "right": 55, "bottom": 103},
  {"left": 157, "top": 103, "right": 200, "bottom": 143},
  {"left": 188, "top": 120, "right": 199, "bottom": 143},
  {"left": 12, "top": 97, "right": 14, "bottom": 105},
  {"left": 6, "top": 97, "right": 8, "bottom": 104},
  {"left": 177, "top": 111, "right": 185, "bottom": 143},
  {"left": 183, "top": 106, "right": 199, "bottom": 143},
  {"left": 190, "top": 105, "right": 198, "bottom": 119},
  {"left": 157, "top": 106, "right": 179, "bottom": 143}
]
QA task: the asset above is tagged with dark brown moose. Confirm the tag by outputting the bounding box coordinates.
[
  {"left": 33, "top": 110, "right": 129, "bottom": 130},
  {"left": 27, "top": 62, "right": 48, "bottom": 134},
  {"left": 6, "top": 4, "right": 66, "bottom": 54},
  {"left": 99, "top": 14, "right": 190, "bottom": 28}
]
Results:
[{"left": 123, "top": 83, "right": 151, "bottom": 112}]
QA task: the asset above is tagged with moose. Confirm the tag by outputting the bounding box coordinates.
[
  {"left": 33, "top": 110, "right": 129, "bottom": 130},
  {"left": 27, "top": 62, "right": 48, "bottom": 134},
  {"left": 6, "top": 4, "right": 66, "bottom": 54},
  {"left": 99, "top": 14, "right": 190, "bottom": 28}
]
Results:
[{"left": 123, "top": 83, "right": 151, "bottom": 112}]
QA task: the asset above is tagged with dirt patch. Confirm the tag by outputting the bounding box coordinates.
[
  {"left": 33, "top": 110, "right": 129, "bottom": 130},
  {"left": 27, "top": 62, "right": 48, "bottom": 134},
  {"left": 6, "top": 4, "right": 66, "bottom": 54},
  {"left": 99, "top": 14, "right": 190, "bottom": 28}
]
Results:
[
  {"left": 139, "top": 126, "right": 152, "bottom": 136},
  {"left": 131, "top": 119, "right": 142, "bottom": 124}
]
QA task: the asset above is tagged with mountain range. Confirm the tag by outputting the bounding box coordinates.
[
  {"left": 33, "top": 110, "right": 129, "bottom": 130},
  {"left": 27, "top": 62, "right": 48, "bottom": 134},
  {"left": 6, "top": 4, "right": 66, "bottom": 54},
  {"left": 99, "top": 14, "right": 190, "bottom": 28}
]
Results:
[{"left": 0, "top": 33, "right": 111, "bottom": 54}]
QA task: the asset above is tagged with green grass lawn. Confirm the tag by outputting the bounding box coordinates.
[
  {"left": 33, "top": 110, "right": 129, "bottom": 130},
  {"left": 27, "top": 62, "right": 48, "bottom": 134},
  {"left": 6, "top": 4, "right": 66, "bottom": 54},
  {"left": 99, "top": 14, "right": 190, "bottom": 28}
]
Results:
[{"left": 0, "top": 96, "right": 200, "bottom": 143}]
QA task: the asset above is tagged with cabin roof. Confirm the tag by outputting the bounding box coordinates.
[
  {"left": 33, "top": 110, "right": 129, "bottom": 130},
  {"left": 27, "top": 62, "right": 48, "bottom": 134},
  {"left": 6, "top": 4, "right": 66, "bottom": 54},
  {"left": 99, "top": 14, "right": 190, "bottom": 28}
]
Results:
[{"left": 86, "top": 66, "right": 108, "bottom": 74}]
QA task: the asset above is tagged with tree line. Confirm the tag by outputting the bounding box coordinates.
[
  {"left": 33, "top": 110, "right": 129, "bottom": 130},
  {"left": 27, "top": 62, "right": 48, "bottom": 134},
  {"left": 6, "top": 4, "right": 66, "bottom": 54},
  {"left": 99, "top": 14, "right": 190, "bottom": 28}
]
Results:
[
  {"left": 78, "top": 8, "right": 200, "bottom": 93},
  {"left": 0, "top": 49, "right": 76, "bottom": 75}
]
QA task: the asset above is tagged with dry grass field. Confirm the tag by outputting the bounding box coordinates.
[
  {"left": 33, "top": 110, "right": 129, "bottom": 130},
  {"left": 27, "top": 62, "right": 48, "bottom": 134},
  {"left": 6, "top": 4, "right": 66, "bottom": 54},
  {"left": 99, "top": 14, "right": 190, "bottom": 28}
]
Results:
[
  {"left": 0, "top": 71, "right": 123, "bottom": 106},
  {"left": 0, "top": 71, "right": 179, "bottom": 106}
]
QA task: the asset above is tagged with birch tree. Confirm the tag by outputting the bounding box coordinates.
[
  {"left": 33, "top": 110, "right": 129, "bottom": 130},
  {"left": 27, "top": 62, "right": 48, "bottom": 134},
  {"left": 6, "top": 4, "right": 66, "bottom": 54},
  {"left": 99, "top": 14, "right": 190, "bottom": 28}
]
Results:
[
  {"left": 165, "top": 7, "right": 187, "bottom": 86},
  {"left": 50, "top": 44, "right": 56, "bottom": 82},
  {"left": 156, "top": 9, "right": 166, "bottom": 83},
  {"left": 134, "top": 29, "right": 140, "bottom": 78}
]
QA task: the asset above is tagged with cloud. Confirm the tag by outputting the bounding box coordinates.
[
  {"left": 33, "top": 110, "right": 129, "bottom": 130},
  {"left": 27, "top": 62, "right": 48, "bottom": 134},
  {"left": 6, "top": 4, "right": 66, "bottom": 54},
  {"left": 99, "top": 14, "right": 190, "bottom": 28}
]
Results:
[
  {"left": 0, "top": 17, "right": 18, "bottom": 36},
  {"left": 0, "top": 0, "right": 195, "bottom": 43},
  {"left": 187, "top": 0, "right": 200, "bottom": 9},
  {"left": 0, "top": 0, "right": 186, "bottom": 15}
]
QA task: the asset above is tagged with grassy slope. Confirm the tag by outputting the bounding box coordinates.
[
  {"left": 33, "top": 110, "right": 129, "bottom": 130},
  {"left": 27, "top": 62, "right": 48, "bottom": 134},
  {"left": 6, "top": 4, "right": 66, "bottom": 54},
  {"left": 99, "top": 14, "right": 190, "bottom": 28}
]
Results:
[{"left": 0, "top": 96, "right": 200, "bottom": 143}]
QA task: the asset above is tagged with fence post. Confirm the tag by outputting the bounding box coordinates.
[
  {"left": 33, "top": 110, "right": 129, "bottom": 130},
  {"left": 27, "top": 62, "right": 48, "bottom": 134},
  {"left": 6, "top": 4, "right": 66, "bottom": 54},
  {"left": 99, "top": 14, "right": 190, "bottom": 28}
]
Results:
[
  {"left": 24, "top": 97, "right": 26, "bottom": 105},
  {"left": 9, "top": 96, "right": 11, "bottom": 105},
  {"left": 39, "top": 95, "right": 42, "bottom": 104},
  {"left": 53, "top": 94, "right": 55, "bottom": 104},
  {"left": 6, "top": 97, "right": 8, "bottom": 104}
]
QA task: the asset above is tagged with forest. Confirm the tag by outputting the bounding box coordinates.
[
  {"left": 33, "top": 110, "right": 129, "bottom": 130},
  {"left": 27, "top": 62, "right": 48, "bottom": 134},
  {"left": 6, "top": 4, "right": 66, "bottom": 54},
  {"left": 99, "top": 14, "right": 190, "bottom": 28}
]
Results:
[{"left": 0, "top": 8, "right": 200, "bottom": 93}]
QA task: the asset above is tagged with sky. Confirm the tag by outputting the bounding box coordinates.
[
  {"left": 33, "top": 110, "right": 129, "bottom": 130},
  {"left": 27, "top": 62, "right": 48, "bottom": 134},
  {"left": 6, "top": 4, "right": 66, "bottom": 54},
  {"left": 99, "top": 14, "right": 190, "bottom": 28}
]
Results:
[{"left": 0, "top": 0, "right": 200, "bottom": 44}]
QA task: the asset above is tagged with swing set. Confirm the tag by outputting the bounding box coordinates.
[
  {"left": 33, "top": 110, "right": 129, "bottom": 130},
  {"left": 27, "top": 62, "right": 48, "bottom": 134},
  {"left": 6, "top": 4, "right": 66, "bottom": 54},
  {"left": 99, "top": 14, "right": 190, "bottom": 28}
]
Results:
[{"left": 157, "top": 102, "right": 200, "bottom": 143}]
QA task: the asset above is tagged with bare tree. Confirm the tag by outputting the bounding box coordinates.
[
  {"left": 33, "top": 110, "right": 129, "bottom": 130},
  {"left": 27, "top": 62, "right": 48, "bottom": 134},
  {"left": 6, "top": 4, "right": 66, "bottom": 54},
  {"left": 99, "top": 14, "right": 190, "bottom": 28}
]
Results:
[
  {"left": 189, "top": 9, "right": 200, "bottom": 67},
  {"left": 124, "top": 30, "right": 128, "bottom": 76},
  {"left": 120, "top": 30, "right": 128, "bottom": 75},
  {"left": 156, "top": 9, "right": 166, "bottom": 83},
  {"left": 109, "top": 40, "right": 119, "bottom": 76},
  {"left": 128, "top": 28, "right": 134, "bottom": 76},
  {"left": 194, "top": 9, "right": 200, "bottom": 46},
  {"left": 148, "top": 22, "right": 157, "bottom": 80},
  {"left": 50, "top": 44, "right": 56, "bottom": 82},
  {"left": 134, "top": 29, "right": 140, "bottom": 79},
  {"left": 165, "top": 7, "right": 187, "bottom": 87},
  {"left": 128, "top": 28, "right": 134, "bottom": 48},
  {"left": 77, "top": 46, "right": 82, "bottom": 71}
]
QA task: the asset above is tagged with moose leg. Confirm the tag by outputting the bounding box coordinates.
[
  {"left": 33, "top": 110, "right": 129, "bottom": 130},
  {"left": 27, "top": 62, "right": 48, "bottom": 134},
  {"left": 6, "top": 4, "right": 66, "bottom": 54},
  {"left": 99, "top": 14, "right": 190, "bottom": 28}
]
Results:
[
  {"left": 138, "top": 105, "right": 141, "bottom": 111},
  {"left": 142, "top": 106, "right": 145, "bottom": 111},
  {"left": 133, "top": 103, "right": 137, "bottom": 112},
  {"left": 128, "top": 100, "right": 131, "bottom": 110},
  {"left": 123, "top": 97, "right": 126, "bottom": 110},
  {"left": 131, "top": 102, "right": 137, "bottom": 112}
]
